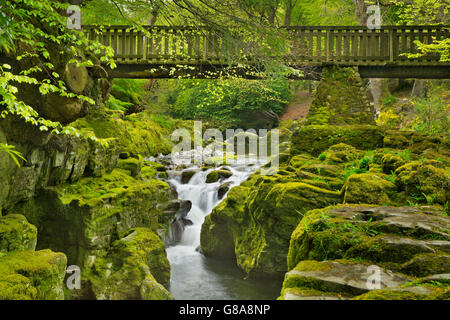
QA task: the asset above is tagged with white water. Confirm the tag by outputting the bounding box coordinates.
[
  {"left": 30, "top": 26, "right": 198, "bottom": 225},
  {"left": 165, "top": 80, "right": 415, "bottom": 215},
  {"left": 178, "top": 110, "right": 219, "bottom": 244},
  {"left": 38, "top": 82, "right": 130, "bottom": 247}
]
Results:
[{"left": 165, "top": 158, "right": 282, "bottom": 300}]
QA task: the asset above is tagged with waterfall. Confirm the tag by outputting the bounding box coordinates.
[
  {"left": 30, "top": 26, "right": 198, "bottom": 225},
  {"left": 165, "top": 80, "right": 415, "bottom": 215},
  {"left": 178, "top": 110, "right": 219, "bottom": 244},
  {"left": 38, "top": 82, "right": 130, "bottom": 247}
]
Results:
[{"left": 159, "top": 156, "right": 280, "bottom": 300}]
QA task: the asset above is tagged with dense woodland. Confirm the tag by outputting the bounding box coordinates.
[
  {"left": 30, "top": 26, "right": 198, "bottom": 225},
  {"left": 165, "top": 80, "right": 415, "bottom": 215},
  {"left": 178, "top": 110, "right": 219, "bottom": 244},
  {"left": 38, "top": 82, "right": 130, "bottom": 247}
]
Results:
[{"left": 0, "top": 0, "right": 449, "bottom": 302}]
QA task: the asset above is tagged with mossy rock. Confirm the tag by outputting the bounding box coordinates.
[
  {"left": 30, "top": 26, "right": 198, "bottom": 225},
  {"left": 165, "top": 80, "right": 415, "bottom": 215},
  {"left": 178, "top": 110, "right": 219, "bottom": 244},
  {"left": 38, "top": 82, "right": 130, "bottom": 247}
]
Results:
[
  {"left": 116, "top": 157, "right": 142, "bottom": 178},
  {"left": 287, "top": 205, "right": 449, "bottom": 271},
  {"left": 306, "top": 66, "right": 375, "bottom": 126},
  {"left": 12, "top": 167, "right": 173, "bottom": 281},
  {"left": 144, "top": 161, "right": 167, "bottom": 172},
  {"left": 201, "top": 176, "right": 341, "bottom": 276},
  {"left": 0, "top": 249, "right": 67, "bottom": 300},
  {"left": 322, "top": 143, "right": 364, "bottom": 164},
  {"left": 289, "top": 154, "right": 315, "bottom": 169},
  {"left": 73, "top": 109, "right": 182, "bottom": 157},
  {"left": 400, "top": 254, "right": 450, "bottom": 277},
  {"left": 0, "top": 214, "right": 37, "bottom": 253},
  {"left": 381, "top": 153, "right": 407, "bottom": 174},
  {"left": 395, "top": 160, "right": 449, "bottom": 205},
  {"left": 281, "top": 260, "right": 410, "bottom": 299},
  {"left": 85, "top": 228, "right": 172, "bottom": 300},
  {"left": 181, "top": 170, "right": 197, "bottom": 184},
  {"left": 291, "top": 125, "right": 384, "bottom": 156},
  {"left": 352, "top": 289, "right": 429, "bottom": 300},
  {"left": 342, "top": 173, "right": 396, "bottom": 205},
  {"left": 206, "top": 170, "right": 233, "bottom": 183}
]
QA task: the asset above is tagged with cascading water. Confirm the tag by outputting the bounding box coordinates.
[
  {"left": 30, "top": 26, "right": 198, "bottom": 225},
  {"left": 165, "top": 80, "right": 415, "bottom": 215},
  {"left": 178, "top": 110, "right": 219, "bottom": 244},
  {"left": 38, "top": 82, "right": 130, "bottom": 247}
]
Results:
[{"left": 164, "top": 157, "right": 281, "bottom": 300}]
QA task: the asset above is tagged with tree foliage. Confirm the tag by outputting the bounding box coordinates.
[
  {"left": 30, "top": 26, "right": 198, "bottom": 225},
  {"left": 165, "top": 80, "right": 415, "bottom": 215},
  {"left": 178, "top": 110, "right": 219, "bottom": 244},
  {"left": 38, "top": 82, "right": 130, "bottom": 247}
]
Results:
[
  {"left": 0, "top": 0, "right": 116, "bottom": 133},
  {"left": 169, "top": 78, "right": 291, "bottom": 127}
]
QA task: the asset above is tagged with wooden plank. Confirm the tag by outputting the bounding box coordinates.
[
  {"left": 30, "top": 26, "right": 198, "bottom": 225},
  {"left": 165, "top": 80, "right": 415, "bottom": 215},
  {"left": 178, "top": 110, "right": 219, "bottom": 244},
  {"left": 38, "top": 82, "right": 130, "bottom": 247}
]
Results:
[
  {"left": 336, "top": 30, "right": 342, "bottom": 59},
  {"left": 137, "top": 30, "right": 143, "bottom": 60},
  {"left": 343, "top": 31, "right": 350, "bottom": 60},
  {"left": 121, "top": 28, "right": 126, "bottom": 62}
]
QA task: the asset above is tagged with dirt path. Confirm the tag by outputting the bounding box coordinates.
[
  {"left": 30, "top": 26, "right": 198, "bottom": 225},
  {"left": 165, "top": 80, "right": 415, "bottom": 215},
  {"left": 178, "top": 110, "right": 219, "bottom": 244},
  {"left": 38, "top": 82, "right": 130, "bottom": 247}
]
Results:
[{"left": 281, "top": 90, "right": 313, "bottom": 121}]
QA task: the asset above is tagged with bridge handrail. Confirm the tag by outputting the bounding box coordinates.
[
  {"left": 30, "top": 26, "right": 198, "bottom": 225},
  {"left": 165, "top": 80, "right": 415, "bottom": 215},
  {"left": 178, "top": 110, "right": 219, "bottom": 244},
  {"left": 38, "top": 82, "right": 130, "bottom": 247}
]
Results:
[{"left": 82, "top": 25, "right": 450, "bottom": 66}]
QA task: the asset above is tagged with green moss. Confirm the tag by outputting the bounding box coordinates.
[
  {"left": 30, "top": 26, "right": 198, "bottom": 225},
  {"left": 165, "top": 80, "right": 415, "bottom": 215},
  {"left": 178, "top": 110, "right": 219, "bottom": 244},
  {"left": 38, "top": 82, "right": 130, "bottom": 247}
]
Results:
[
  {"left": 291, "top": 125, "right": 384, "bottom": 156},
  {"left": 73, "top": 108, "right": 188, "bottom": 157},
  {"left": 400, "top": 253, "right": 450, "bottom": 277},
  {"left": 116, "top": 157, "right": 142, "bottom": 177},
  {"left": 322, "top": 143, "right": 364, "bottom": 164},
  {"left": 0, "top": 249, "right": 67, "bottom": 300},
  {"left": 353, "top": 289, "right": 428, "bottom": 300},
  {"left": 306, "top": 67, "right": 375, "bottom": 126},
  {"left": 206, "top": 170, "right": 233, "bottom": 183},
  {"left": 86, "top": 228, "right": 173, "bottom": 300},
  {"left": 0, "top": 214, "right": 37, "bottom": 253},
  {"left": 342, "top": 173, "right": 396, "bottom": 205},
  {"left": 395, "top": 160, "right": 449, "bottom": 205}
]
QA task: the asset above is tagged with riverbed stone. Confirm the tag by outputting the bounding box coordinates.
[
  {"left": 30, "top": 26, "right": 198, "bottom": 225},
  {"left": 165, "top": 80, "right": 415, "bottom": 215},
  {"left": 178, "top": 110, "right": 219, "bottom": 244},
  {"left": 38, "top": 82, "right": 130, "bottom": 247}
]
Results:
[
  {"left": 206, "top": 170, "right": 233, "bottom": 183},
  {"left": 181, "top": 170, "right": 197, "bottom": 184}
]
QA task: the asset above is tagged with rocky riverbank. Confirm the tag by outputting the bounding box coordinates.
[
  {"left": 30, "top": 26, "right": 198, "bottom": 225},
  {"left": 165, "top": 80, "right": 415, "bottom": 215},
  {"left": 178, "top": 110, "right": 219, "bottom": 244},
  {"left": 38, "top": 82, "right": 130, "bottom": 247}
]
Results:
[{"left": 200, "top": 67, "right": 449, "bottom": 299}]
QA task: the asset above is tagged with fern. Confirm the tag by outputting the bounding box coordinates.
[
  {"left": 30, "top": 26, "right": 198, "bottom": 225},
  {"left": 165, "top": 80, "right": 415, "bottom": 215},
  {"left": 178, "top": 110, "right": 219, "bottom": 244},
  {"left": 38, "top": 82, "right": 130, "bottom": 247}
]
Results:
[{"left": 0, "top": 142, "right": 26, "bottom": 167}]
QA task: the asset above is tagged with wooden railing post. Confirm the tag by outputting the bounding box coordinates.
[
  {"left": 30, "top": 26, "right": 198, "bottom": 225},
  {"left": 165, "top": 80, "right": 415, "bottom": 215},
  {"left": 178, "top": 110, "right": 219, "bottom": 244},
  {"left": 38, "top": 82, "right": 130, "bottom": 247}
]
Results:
[
  {"left": 389, "top": 29, "right": 395, "bottom": 63},
  {"left": 325, "top": 29, "right": 330, "bottom": 62}
]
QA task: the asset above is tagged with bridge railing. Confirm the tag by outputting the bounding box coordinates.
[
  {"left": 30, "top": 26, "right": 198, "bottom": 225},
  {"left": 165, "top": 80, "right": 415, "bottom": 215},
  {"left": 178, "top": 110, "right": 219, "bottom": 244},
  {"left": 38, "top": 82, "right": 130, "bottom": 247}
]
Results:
[{"left": 83, "top": 25, "right": 449, "bottom": 66}]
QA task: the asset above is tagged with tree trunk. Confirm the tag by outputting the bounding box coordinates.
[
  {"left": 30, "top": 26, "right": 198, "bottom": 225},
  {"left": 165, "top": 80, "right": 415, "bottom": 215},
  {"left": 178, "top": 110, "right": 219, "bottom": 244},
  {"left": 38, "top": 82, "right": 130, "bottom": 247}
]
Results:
[
  {"left": 145, "top": 12, "right": 159, "bottom": 91},
  {"left": 411, "top": 79, "right": 429, "bottom": 98},
  {"left": 352, "top": 0, "right": 390, "bottom": 116},
  {"left": 284, "top": 0, "right": 294, "bottom": 26}
]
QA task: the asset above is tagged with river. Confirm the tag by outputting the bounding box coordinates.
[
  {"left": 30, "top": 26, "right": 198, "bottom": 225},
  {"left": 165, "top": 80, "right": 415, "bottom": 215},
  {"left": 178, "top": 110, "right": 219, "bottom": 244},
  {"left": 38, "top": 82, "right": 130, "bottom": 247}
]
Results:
[{"left": 164, "top": 158, "right": 282, "bottom": 300}]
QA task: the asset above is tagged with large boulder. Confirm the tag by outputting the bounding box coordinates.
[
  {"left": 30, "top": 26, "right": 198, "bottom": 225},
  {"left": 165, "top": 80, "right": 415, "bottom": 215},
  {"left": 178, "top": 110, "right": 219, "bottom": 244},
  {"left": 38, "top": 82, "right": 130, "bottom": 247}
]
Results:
[
  {"left": 395, "top": 160, "right": 449, "bottom": 205},
  {"left": 282, "top": 204, "right": 450, "bottom": 300},
  {"left": 86, "top": 228, "right": 172, "bottom": 300},
  {"left": 11, "top": 167, "right": 175, "bottom": 300},
  {"left": 280, "top": 260, "right": 411, "bottom": 300},
  {"left": 201, "top": 176, "right": 341, "bottom": 276},
  {"left": 342, "top": 173, "right": 396, "bottom": 205},
  {"left": 287, "top": 205, "right": 449, "bottom": 270},
  {"left": 0, "top": 249, "right": 67, "bottom": 300}
]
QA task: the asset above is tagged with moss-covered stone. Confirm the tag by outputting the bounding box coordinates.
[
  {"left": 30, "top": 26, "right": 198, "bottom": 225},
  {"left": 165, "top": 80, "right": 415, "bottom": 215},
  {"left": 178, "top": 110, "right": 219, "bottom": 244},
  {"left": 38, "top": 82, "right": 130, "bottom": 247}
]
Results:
[
  {"left": 352, "top": 289, "right": 429, "bottom": 300},
  {"left": 291, "top": 125, "right": 384, "bottom": 156},
  {"left": 306, "top": 67, "right": 375, "bottom": 126},
  {"left": 0, "top": 249, "right": 67, "bottom": 300},
  {"left": 287, "top": 205, "right": 449, "bottom": 271},
  {"left": 281, "top": 260, "right": 410, "bottom": 299},
  {"left": 395, "top": 160, "right": 449, "bottom": 204},
  {"left": 206, "top": 170, "right": 233, "bottom": 183},
  {"left": 85, "top": 228, "right": 172, "bottom": 300},
  {"left": 201, "top": 176, "right": 341, "bottom": 276},
  {"left": 11, "top": 168, "right": 174, "bottom": 298},
  {"left": 322, "top": 143, "right": 364, "bottom": 164},
  {"left": 73, "top": 108, "right": 187, "bottom": 157},
  {"left": 342, "top": 173, "right": 396, "bottom": 205},
  {"left": 116, "top": 157, "right": 142, "bottom": 178},
  {"left": 0, "top": 214, "right": 37, "bottom": 253},
  {"left": 381, "top": 153, "right": 407, "bottom": 174},
  {"left": 400, "top": 254, "right": 450, "bottom": 277}
]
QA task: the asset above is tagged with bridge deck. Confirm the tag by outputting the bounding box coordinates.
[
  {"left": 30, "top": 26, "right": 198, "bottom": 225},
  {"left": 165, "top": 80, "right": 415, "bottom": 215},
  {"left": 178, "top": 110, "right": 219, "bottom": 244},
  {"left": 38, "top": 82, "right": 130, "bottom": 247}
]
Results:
[
  {"left": 85, "top": 25, "right": 449, "bottom": 66},
  {"left": 83, "top": 25, "right": 450, "bottom": 79}
]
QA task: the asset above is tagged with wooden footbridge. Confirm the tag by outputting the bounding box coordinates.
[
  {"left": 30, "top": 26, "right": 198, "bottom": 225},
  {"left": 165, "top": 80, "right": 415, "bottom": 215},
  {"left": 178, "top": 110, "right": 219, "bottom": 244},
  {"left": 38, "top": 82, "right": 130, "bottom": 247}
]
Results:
[{"left": 85, "top": 25, "right": 449, "bottom": 79}]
